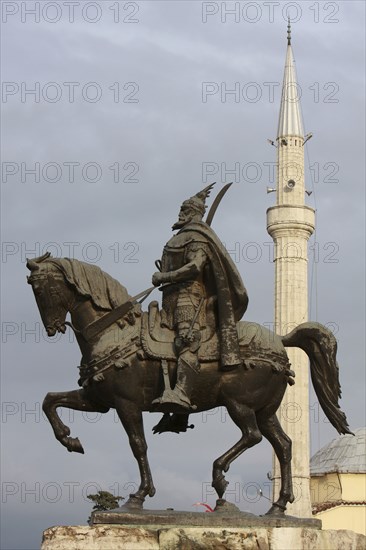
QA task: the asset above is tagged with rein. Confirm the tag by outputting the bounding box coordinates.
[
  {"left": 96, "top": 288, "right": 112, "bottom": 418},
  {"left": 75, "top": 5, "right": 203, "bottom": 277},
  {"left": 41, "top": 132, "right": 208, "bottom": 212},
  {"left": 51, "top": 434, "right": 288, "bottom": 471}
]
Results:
[
  {"left": 68, "top": 285, "right": 155, "bottom": 342},
  {"left": 30, "top": 264, "right": 155, "bottom": 343}
]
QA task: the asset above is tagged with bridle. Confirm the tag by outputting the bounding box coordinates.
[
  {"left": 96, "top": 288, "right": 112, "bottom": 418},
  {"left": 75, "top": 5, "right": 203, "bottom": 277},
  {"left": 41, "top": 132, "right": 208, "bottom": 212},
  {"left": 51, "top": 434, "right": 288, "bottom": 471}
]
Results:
[{"left": 28, "top": 266, "right": 74, "bottom": 335}]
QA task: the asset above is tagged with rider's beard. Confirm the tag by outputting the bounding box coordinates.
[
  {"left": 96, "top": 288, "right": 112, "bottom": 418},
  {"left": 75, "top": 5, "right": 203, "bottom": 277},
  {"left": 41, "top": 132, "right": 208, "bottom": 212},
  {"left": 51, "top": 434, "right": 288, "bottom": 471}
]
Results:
[{"left": 172, "top": 217, "right": 189, "bottom": 230}]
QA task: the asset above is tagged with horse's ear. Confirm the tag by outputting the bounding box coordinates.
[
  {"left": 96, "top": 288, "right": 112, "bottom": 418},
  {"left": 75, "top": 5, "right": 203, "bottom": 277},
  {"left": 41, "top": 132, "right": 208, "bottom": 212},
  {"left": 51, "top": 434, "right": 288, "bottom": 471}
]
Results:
[
  {"left": 26, "top": 251, "right": 52, "bottom": 271},
  {"left": 38, "top": 251, "right": 51, "bottom": 262},
  {"left": 26, "top": 259, "right": 39, "bottom": 271}
]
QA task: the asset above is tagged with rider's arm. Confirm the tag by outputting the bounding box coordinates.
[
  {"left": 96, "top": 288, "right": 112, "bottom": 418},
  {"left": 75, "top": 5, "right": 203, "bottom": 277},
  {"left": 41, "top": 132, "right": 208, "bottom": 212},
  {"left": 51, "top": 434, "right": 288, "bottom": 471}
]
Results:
[
  {"left": 170, "top": 246, "right": 207, "bottom": 282},
  {"left": 153, "top": 245, "right": 208, "bottom": 286}
]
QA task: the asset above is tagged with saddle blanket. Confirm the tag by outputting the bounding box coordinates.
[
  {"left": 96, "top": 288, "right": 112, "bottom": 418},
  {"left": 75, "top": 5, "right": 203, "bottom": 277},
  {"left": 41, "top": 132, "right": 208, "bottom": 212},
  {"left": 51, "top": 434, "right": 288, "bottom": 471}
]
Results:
[{"left": 140, "top": 303, "right": 285, "bottom": 363}]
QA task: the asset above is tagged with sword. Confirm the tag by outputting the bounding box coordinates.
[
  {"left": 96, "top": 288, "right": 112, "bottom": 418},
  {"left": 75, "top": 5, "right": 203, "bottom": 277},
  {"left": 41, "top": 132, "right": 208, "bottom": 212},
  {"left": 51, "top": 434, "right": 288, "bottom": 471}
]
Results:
[
  {"left": 185, "top": 296, "right": 205, "bottom": 342},
  {"left": 205, "top": 182, "right": 233, "bottom": 227}
]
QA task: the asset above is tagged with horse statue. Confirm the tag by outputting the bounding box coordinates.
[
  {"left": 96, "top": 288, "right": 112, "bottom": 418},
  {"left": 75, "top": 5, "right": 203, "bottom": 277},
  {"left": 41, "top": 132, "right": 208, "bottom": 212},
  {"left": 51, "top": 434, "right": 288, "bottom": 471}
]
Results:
[{"left": 27, "top": 252, "right": 351, "bottom": 515}]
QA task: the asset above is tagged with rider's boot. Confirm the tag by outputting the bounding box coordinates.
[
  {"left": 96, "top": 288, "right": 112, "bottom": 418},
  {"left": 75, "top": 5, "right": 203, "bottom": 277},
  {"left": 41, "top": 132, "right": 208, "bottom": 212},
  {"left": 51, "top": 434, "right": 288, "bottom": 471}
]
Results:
[
  {"left": 172, "top": 354, "right": 198, "bottom": 409},
  {"left": 152, "top": 413, "right": 194, "bottom": 434},
  {"left": 152, "top": 351, "right": 199, "bottom": 411}
]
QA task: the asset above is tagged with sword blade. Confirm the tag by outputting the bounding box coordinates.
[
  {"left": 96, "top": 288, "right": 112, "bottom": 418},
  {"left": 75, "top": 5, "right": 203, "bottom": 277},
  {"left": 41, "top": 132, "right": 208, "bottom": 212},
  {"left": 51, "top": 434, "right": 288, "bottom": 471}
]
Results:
[{"left": 205, "top": 182, "right": 233, "bottom": 227}]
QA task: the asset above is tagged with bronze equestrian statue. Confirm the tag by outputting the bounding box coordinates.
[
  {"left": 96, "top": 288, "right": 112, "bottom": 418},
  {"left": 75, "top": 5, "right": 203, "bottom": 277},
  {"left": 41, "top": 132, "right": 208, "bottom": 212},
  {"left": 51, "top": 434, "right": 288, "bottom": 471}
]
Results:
[{"left": 27, "top": 187, "right": 352, "bottom": 515}]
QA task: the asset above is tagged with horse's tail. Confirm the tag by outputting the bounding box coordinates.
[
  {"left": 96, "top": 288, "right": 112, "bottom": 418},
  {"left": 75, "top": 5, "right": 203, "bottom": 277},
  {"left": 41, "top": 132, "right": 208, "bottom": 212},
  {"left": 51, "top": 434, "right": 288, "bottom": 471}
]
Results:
[{"left": 281, "top": 322, "right": 353, "bottom": 436}]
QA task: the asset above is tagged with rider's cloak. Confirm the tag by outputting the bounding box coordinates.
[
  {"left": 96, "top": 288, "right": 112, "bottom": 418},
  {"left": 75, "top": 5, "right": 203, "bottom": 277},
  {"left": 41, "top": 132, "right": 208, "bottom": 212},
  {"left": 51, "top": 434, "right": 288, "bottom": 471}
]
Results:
[{"left": 173, "top": 221, "right": 248, "bottom": 369}]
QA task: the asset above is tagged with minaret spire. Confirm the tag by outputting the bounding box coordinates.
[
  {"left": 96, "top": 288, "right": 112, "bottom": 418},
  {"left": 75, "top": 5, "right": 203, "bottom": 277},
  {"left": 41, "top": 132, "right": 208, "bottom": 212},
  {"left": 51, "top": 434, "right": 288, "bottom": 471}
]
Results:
[
  {"left": 287, "top": 17, "right": 291, "bottom": 45},
  {"left": 277, "top": 22, "right": 303, "bottom": 140}
]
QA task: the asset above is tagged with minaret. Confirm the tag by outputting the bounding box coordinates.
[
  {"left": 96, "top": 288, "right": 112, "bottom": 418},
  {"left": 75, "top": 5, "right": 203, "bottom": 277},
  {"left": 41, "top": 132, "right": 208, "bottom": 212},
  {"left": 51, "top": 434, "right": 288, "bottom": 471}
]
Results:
[{"left": 266, "top": 22, "right": 315, "bottom": 517}]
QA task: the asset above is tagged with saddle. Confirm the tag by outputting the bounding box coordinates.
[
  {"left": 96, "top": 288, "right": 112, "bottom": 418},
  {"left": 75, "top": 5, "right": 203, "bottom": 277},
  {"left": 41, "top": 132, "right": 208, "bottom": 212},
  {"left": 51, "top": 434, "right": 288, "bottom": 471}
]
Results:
[
  {"left": 140, "top": 301, "right": 289, "bottom": 370},
  {"left": 141, "top": 301, "right": 219, "bottom": 361}
]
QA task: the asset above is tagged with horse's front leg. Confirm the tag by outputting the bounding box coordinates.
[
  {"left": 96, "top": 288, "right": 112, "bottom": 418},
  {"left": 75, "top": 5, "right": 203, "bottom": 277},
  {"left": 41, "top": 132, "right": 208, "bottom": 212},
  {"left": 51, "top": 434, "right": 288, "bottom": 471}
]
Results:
[
  {"left": 115, "top": 400, "right": 155, "bottom": 509},
  {"left": 43, "top": 389, "right": 109, "bottom": 454}
]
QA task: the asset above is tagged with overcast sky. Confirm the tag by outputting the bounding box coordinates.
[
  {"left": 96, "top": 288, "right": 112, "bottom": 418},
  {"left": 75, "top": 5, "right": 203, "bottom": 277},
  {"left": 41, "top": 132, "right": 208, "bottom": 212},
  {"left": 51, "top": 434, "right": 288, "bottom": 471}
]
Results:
[{"left": 1, "top": 1, "right": 365, "bottom": 549}]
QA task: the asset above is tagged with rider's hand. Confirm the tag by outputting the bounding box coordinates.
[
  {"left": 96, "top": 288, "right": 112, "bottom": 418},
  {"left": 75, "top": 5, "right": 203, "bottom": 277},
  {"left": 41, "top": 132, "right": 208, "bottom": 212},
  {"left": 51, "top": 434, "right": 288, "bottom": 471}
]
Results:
[{"left": 152, "top": 272, "right": 164, "bottom": 286}]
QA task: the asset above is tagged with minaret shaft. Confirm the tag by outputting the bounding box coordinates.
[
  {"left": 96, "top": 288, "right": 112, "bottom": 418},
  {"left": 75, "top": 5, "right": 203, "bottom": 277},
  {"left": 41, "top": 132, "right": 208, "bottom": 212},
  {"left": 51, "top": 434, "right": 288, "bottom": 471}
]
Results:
[{"left": 266, "top": 27, "right": 315, "bottom": 517}]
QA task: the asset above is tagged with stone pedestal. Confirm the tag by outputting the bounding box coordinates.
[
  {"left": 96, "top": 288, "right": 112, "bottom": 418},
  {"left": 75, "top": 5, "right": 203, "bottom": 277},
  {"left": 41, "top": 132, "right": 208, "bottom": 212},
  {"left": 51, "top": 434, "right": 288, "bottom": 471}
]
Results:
[
  {"left": 41, "top": 525, "right": 366, "bottom": 550},
  {"left": 41, "top": 508, "right": 366, "bottom": 549}
]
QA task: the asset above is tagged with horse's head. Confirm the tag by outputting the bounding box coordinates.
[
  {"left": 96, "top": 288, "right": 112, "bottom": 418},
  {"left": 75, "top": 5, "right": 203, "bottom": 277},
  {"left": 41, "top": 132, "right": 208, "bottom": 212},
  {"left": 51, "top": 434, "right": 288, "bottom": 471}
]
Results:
[{"left": 27, "top": 252, "right": 73, "bottom": 337}]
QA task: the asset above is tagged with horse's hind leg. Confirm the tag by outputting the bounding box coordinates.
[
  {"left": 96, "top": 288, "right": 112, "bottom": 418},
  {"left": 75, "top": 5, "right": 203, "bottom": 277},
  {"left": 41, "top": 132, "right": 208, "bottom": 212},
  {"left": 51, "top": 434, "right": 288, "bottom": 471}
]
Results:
[
  {"left": 256, "top": 413, "right": 294, "bottom": 515},
  {"left": 212, "top": 402, "right": 262, "bottom": 499},
  {"left": 43, "top": 389, "right": 109, "bottom": 453}
]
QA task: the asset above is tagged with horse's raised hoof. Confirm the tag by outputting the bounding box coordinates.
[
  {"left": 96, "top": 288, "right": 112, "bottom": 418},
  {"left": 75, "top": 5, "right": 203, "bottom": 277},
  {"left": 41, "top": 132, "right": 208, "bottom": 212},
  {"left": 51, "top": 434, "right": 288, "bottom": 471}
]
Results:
[
  {"left": 62, "top": 436, "right": 84, "bottom": 454},
  {"left": 265, "top": 503, "right": 286, "bottom": 516}
]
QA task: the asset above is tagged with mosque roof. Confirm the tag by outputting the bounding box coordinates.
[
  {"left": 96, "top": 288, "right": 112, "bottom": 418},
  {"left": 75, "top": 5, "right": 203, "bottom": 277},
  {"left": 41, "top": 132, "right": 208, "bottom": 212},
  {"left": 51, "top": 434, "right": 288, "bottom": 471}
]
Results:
[{"left": 310, "top": 427, "right": 366, "bottom": 475}]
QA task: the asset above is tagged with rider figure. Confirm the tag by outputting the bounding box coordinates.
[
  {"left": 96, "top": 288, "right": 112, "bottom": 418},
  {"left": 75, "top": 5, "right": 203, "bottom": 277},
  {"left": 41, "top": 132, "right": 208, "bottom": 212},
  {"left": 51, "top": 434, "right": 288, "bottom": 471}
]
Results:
[{"left": 151, "top": 184, "right": 248, "bottom": 411}]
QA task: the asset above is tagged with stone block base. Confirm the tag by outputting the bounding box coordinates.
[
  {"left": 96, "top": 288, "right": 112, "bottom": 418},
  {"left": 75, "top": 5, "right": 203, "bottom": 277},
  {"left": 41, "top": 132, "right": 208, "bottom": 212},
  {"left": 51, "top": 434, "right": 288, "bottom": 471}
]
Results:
[{"left": 42, "top": 525, "right": 366, "bottom": 550}]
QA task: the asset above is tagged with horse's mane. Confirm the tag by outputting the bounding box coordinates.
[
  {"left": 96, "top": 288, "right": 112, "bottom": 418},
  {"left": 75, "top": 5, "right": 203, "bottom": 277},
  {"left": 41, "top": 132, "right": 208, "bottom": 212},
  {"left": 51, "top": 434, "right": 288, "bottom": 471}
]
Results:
[{"left": 44, "top": 256, "right": 130, "bottom": 310}]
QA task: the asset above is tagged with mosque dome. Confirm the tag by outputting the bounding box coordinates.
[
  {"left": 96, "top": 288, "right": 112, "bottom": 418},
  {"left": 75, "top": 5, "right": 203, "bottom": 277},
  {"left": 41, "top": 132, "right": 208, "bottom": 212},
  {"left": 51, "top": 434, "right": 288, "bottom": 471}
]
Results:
[{"left": 310, "top": 427, "right": 366, "bottom": 475}]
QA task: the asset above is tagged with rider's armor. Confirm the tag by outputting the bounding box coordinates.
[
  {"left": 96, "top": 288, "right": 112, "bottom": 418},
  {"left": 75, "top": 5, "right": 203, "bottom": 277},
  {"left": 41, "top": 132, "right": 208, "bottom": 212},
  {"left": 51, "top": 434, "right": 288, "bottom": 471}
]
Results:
[
  {"left": 154, "top": 234, "right": 209, "bottom": 410},
  {"left": 160, "top": 234, "right": 207, "bottom": 332}
]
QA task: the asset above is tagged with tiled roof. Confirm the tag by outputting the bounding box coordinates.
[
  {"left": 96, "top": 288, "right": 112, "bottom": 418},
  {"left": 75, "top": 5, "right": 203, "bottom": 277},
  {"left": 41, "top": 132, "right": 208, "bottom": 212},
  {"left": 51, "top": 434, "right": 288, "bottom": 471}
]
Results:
[
  {"left": 310, "top": 427, "right": 366, "bottom": 475},
  {"left": 313, "top": 500, "right": 366, "bottom": 514}
]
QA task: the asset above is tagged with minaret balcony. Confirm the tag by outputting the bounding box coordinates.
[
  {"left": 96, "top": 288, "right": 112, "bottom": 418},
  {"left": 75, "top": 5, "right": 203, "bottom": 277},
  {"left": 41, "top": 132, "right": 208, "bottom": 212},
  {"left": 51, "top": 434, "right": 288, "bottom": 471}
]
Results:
[{"left": 266, "top": 204, "right": 315, "bottom": 239}]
